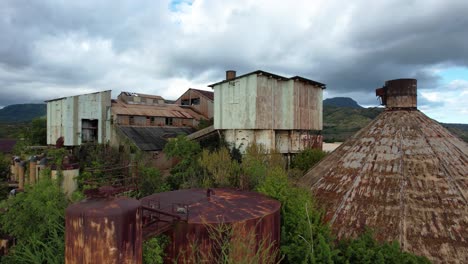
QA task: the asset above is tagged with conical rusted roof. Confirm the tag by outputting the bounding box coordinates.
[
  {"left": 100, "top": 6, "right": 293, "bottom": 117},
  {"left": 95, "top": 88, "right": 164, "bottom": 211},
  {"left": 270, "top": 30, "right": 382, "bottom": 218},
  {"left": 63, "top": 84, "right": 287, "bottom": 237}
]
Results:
[{"left": 301, "top": 79, "right": 468, "bottom": 264}]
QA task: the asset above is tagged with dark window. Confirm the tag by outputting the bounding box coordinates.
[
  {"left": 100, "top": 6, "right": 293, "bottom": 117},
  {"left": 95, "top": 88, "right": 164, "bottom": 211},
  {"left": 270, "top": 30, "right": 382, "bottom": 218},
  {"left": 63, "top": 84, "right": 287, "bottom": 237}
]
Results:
[
  {"left": 129, "top": 116, "right": 134, "bottom": 125},
  {"left": 150, "top": 117, "right": 155, "bottom": 125},
  {"left": 165, "top": 117, "right": 173, "bottom": 126},
  {"left": 190, "top": 98, "right": 200, "bottom": 105},
  {"left": 181, "top": 99, "right": 190, "bottom": 105},
  {"left": 81, "top": 119, "right": 98, "bottom": 143}
]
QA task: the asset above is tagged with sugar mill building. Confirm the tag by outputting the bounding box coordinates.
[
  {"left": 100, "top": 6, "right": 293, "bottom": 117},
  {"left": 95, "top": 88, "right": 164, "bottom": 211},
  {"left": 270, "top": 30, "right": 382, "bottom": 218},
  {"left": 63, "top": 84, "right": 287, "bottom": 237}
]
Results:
[
  {"left": 209, "top": 70, "right": 326, "bottom": 154},
  {"left": 46, "top": 90, "right": 112, "bottom": 146}
]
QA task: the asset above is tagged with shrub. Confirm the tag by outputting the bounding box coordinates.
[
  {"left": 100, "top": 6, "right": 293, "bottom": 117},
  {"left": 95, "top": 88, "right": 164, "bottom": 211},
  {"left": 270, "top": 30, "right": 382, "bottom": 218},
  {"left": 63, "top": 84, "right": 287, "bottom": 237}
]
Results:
[
  {"left": 199, "top": 147, "right": 241, "bottom": 187},
  {"left": 257, "top": 167, "right": 335, "bottom": 263},
  {"left": 143, "top": 235, "right": 169, "bottom": 264},
  {"left": 0, "top": 178, "right": 67, "bottom": 263},
  {"left": 164, "top": 136, "right": 202, "bottom": 189},
  {"left": 291, "top": 148, "right": 327, "bottom": 174},
  {"left": 137, "top": 167, "right": 169, "bottom": 197}
]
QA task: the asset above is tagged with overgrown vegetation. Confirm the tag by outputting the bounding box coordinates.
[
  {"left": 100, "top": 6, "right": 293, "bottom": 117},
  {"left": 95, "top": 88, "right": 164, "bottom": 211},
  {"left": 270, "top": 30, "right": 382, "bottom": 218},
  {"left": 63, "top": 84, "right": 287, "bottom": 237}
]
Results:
[
  {"left": 291, "top": 148, "right": 327, "bottom": 173},
  {"left": 143, "top": 235, "right": 169, "bottom": 264},
  {"left": 0, "top": 178, "right": 68, "bottom": 264}
]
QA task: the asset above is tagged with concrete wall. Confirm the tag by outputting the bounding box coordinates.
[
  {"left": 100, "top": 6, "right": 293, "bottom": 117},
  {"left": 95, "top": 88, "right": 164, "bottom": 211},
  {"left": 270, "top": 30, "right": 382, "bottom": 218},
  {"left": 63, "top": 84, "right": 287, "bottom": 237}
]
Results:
[{"left": 47, "top": 91, "right": 112, "bottom": 146}]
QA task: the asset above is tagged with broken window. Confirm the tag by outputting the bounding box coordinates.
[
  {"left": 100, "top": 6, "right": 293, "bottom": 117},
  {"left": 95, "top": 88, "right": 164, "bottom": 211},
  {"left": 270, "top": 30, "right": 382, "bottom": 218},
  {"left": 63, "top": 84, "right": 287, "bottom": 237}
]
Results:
[
  {"left": 129, "top": 116, "right": 135, "bottom": 125},
  {"left": 150, "top": 116, "right": 155, "bottom": 125},
  {"left": 165, "top": 117, "right": 173, "bottom": 126},
  {"left": 82, "top": 119, "right": 98, "bottom": 143},
  {"left": 181, "top": 99, "right": 190, "bottom": 105}
]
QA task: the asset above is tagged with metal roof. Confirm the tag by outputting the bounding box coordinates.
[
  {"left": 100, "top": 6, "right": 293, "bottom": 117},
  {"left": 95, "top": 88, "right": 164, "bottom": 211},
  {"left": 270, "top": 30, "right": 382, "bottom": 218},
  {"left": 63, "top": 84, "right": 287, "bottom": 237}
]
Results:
[
  {"left": 207, "top": 70, "right": 326, "bottom": 89},
  {"left": 44, "top": 90, "right": 111, "bottom": 103},
  {"left": 118, "top": 126, "right": 195, "bottom": 151},
  {"left": 300, "top": 109, "right": 468, "bottom": 263},
  {"left": 111, "top": 100, "right": 205, "bottom": 119},
  {"left": 141, "top": 188, "right": 280, "bottom": 224},
  {"left": 119, "top": 91, "right": 164, "bottom": 100}
]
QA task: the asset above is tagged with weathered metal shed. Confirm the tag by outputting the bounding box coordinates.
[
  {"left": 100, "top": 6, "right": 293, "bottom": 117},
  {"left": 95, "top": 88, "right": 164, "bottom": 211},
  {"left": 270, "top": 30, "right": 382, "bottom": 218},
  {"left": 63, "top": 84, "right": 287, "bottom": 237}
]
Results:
[
  {"left": 141, "top": 188, "right": 281, "bottom": 263},
  {"left": 300, "top": 79, "right": 468, "bottom": 264},
  {"left": 45, "top": 91, "right": 112, "bottom": 146},
  {"left": 209, "top": 70, "right": 325, "bottom": 154}
]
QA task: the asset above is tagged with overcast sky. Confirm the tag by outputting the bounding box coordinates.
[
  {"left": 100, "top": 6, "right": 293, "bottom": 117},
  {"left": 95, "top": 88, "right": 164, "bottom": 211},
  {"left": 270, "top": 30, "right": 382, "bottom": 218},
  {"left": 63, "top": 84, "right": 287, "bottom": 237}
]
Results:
[{"left": 1, "top": 0, "right": 467, "bottom": 123}]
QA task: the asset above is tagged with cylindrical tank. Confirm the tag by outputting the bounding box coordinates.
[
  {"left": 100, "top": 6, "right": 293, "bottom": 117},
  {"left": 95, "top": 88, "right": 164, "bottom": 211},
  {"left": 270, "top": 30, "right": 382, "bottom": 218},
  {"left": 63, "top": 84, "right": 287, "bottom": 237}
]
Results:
[
  {"left": 17, "top": 163, "right": 25, "bottom": 190},
  {"left": 384, "top": 78, "right": 417, "bottom": 109},
  {"left": 141, "top": 188, "right": 281, "bottom": 263},
  {"left": 29, "top": 161, "right": 37, "bottom": 185},
  {"left": 65, "top": 197, "right": 142, "bottom": 264}
]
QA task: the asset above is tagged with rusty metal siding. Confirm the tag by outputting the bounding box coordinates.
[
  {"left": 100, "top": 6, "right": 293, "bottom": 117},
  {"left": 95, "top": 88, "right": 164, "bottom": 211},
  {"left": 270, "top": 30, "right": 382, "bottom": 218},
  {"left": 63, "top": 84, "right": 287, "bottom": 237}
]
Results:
[
  {"left": 65, "top": 197, "right": 142, "bottom": 264},
  {"left": 300, "top": 110, "right": 468, "bottom": 264},
  {"left": 293, "top": 80, "right": 322, "bottom": 130},
  {"left": 214, "top": 73, "right": 322, "bottom": 130}
]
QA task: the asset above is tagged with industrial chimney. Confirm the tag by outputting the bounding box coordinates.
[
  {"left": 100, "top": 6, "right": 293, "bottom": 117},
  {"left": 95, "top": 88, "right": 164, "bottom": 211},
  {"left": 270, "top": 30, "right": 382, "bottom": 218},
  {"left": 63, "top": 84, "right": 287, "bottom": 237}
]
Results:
[
  {"left": 226, "top": 70, "right": 236, "bottom": 81},
  {"left": 376, "top": 78, "right": 417, "bottom": 109}
]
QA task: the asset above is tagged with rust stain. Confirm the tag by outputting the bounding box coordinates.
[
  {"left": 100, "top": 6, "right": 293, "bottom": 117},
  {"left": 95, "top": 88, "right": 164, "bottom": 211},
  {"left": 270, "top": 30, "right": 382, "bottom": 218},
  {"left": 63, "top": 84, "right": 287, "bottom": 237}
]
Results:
[
  {"left": 301, "top": 109, "right": 468, "bottom": 264},
  {"left": 141, "top": 188, "right": 281, "bottom": 263},
  {"left": 65, "top": 197, "right": 142, "bottom": 264}
]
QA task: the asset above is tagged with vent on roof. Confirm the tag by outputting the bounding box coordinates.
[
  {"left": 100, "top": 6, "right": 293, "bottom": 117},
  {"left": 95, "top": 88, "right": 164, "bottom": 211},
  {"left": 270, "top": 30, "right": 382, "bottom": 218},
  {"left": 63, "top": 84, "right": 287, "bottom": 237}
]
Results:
[{"left": 376, "top": 78, "right": 417, "bottom": 109}]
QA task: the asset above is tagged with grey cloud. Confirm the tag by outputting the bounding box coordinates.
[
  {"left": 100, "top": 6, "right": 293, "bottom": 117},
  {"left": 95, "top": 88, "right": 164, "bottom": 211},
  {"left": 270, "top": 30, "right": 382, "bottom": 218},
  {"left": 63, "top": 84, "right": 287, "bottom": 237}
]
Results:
[{"left": 0, "top": 0, "right": 467, "bottom": 117}]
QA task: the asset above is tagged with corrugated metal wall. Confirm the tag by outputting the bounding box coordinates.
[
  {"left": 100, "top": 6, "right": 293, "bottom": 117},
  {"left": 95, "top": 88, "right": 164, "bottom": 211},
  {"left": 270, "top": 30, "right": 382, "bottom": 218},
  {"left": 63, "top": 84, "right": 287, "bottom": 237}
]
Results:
[
  {"left": 214, "top": 74, "right": 322, "bottom": 130},
  {"left": 46, "top": 91, "right": 112, "bottom": 146}
]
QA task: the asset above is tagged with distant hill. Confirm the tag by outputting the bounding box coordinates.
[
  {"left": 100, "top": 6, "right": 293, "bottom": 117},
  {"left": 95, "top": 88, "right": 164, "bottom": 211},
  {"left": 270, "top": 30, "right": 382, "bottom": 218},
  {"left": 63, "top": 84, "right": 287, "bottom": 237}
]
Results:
[
  {"left": 322, "top": 98, "right": 468, "bottom": 143},
  {"left": 0, "top": 104, "right": 46, "bottom": 123},
  {"left": 323, "top": 97, "right": 363, "bottom": 109}
]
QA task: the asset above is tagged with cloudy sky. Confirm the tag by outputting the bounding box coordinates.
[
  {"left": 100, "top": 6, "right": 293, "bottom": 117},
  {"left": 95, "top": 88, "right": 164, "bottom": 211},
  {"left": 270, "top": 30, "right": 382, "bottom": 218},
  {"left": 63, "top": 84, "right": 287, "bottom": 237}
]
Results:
[{"left": 1, "top": 0, "right": 467, "bottom": 123}]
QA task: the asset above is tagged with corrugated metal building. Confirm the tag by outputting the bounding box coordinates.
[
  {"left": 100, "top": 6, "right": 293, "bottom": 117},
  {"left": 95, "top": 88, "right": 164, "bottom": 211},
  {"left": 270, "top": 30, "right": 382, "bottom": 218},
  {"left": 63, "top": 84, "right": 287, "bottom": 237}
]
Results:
[
  {"left": 209, "top": 70, "right": 325, "bottom": 154},
  {"left": 300, "top": 79, "right": 468, "bottom": 263},
  {"left": 46, "top": 91, "right": 112, "bottom": 146},
  {"left": 175, "top": 88, "right": 214, "bottom": 119}
]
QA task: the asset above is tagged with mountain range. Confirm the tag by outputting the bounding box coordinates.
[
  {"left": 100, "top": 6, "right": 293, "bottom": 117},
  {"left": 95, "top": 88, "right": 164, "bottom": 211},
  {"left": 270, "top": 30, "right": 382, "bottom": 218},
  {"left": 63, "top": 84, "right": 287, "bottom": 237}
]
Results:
[{"left": 0, "top": 100, "right": 466, "bottom": 142}]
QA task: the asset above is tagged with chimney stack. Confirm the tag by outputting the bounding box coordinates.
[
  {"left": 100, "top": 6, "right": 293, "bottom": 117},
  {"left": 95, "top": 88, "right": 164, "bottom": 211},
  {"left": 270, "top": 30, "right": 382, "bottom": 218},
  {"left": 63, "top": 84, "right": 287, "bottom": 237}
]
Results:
[
  {"left": 376, "top": 78, "right": 417, "bottom": 109},
  {"left": 226, "top": 70, "right": 236, "bottom": 81}
]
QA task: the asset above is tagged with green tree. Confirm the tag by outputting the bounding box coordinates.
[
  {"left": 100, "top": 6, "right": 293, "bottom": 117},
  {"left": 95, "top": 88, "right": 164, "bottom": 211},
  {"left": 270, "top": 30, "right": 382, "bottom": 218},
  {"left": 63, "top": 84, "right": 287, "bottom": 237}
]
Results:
[
  {"left": 291, "top": 148, "right": 327, "bottom": 174},
  {"left": 137, "top": 167, "right": 169, "bottom": 197},
  {"left": 29, "top": 117, "right": 47, "bottom": 145},
  {"left": 143, "top": 235, "right": 169, "bottom": 264},
  {"left": 199, "top": 147, "right": 241, "bottom": 187},
  {"left": 163, "top": 135, "right": 202, "bottom": 189}
]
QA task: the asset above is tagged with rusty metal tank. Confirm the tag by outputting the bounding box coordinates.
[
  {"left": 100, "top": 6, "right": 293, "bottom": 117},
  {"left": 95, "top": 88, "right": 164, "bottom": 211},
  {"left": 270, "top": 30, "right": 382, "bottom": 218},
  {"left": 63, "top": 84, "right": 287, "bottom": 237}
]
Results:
[
  {"left": 65, "top": 197, "right": 142, "bottom": 264},
  {"left": 141, "top": 188, "right": 281, "bottom": 263}
]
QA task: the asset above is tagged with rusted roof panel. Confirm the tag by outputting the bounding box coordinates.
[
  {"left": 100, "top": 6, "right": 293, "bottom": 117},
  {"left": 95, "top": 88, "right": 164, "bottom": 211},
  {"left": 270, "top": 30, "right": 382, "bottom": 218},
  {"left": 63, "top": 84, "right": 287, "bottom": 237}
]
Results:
[
  {"left": 300, "top": 109, "right": 468, "bottom": 264},
  {"left": 111, "top": 100, "right": 203, "bottom": 119},
  {"left": 141, "top": 188, "right": 280, "bottom": 224}
]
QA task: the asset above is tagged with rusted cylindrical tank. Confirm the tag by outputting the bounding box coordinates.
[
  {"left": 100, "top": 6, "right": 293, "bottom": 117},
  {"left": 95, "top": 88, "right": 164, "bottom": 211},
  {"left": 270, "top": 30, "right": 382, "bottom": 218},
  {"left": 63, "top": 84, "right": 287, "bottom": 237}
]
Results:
[
  {"left": 65, "top": 197, "right": 142, "bottom": 264},
  {"left": 141, "top": 188, "right": 281, "bottom": 263},
  {"left": 29, "top": 161, "right": 37, "bottom": 185},
  {"left": 381, "top": 78, "right": 417, "bottom": 109},
  {"left": 17, "top": 163, "right": 25, "bottom": 190},
  {"left": 226, "top": 70, "right": 236, "bottom": 80}
]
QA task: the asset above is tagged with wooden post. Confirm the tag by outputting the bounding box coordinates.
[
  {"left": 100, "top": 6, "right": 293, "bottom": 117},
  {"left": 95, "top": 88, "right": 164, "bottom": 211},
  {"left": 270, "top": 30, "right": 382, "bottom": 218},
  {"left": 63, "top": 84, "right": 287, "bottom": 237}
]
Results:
[{"left": 29, "top": 161, "right": 37, "bottom": 185}]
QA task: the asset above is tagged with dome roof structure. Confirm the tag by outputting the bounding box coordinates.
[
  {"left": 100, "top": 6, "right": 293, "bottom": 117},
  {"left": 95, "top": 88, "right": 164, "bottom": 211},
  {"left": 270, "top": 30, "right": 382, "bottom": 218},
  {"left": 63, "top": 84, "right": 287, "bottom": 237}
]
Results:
[{"left": 300, "top": 79, "right": 468, "bottom": 263}]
